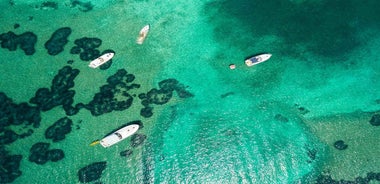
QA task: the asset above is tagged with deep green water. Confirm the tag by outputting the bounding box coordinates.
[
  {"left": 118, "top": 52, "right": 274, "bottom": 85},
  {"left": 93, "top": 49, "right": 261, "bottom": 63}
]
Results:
[{"left": 1, "top": 0, "right": 380, "bottom": 183}]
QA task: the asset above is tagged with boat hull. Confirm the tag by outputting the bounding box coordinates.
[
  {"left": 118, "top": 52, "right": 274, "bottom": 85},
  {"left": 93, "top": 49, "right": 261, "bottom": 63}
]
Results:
[
  {"left": 88, "top": 53, "right": 114, "bottom": 68},
  {"left": 100, "top": 124, "right": 139, "bottom": 148},
  {"left": 136, "top": 24, "right": 150, "bottom": 44},
  {"left": 245, "top": 53, "right": 272, "bottom": 66}
]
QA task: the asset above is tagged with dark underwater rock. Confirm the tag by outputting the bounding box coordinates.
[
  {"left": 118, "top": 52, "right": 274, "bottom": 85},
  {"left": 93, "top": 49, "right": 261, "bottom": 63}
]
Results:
[
  {"left": 28, "top": 142, "right": 50, "bottom": 165},
  {"left": 19, "top": 129, "right": 34, "bottom": 138},
  {"left": 174, "top": 83, "right": 194, "bottom": 98},
  {"left": 0, "top": 154, "right": 23, "bottom": 183},
  {"left": 316, "top": 172, "right": 380, "bottom": 184},
  {"left": 40, "top": 1, "right": 58, "bottom": 10},
  {"left": 28, "top": 142, "right": 64, "bottom": 164},
  {"left": 369, "top": 114, "right": 380, "bottom": 126},
  {"left": 79, "top": 49, "right": 100, "bottom": 61},
  {"left": 274, "top": 114, "right": 289, "bottom": 123},
  {"left": 47, "top": 149, "right": 65, "bottom": 162},
  {"left": 45, "top": 117, "right": 73, "bottom": 142},
  {"left": 0, "top": 31, "right": 37, "bottom": 55},
  {"left": 159, "top": 78, "right": 194, "bottom": 98},
  {"left": 120, "top": 149, "right": 133, "bottom": 157},
  {"left": 45, "top": 27, "right": 72, "bottom": 55},
  {"left": 146, "top": 88, "right": 173, "bottom": 105},
  {"left": 71, "top": 37, "right": 102, "bottom": 61},
  {"left": 0, "top": 92, "right": 41, "bottom": 139},
  {"left": 78, "top": 162, "right": 107, "bottom": 183},
  {"left": 158, "top": 79, "right": 178, "bottom": 92},
  {"left": 305, "top": 145, "right": 317, "bottom": 162},
  {"left": 138, "top": 79, "right": 193, "bottom": 118},
  {"left": 130, "top": 134, "right": 147, "bottom": 147},
  {"left": 140, "top": 106, "right": 153, "bottom": 118},
  {"left": 220, "top": 92, "right": 234, "bottom": 98},
  {"left": 74, "top": 37, "right": 102, "bottom": 50},
  {"left": 13, "top": 23, "right": 20, "bottom": 29},
  {"left": 12, "top": 102, "right": 41, "bottom": 128},
  {"left": 71, "top": 0, "right": 94, "bottom": 12},
  {"left": 333, "top": 140, "right": 348, "bottom": 150},
  {"left": 85, "top": 69, "right": 138, "bottom": 116},
  {"left": 0, "top": 130, "right": 18, "bottom": 145},
  {"left": 70, "top": 46, "right": 81, "bottom": 54},
  {"left": 29, "top": 66, "right": 80, "bottom": 116}
]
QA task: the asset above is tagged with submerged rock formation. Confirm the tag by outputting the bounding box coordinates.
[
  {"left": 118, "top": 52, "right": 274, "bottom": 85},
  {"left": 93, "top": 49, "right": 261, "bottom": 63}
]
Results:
[
  {"left": 28, "top": 142, "right": 64, "bottom": 165},
  {"left": 0, "top": 153, "right": 23, "bottom": 183},
  {"left": 70, "top": 37, "right": 102, "bottom": 61},
  {"left": 130, "top": 134, "right": 147, "bottom": 147},
  {"left": 0, "top": 31, "right": 37, "bottom": 55},
  {"left": 45, "top": 27, "right": 72, "bottom": 55},
  {"left": 333, "top": 140, "right": 348, "bottom": 150},
  {"left": 138, "top": 78, "right": 193, "bottom": 118},
  {"left": 29, "top": 66, "right": 80, "bottom": 116},
  {"left": 78, "top": 162, "right": 107, "bottom": 183},
  {"left": 45, "top": 117, "right": 73, "bottom": 142},
  {"left": 71, "top": 0, "right": 94, "bottom": 12},
  {"left": 0, "top": 92, "right": 41, "bottom": 145},
  {"left": 85, "top": 69, "right": 139, "bottom": 116},
  {"left": 369, "top": 114, "right": 380, "bottom": 126},
  {"left": 120, "top": 149, "right": 133, "bottom": 157},
  {"left": 316, "top": 172, "right": 380, "bottom": 183}
]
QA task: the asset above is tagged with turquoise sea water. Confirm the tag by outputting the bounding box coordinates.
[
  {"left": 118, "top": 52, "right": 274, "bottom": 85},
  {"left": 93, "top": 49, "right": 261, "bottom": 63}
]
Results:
[{"left": 1, "top": 0, "right": 380, "bottom": 183}]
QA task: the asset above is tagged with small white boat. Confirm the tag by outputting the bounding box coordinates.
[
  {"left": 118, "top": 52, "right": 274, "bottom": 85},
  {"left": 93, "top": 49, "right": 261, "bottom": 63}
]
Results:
[
  {"left": 245, "top": 53, "right": 272, "bottom": 66},
  {"left": 136, "top": 24, "right": 150, "bottom": 44},
  {"left": 88, "top": 52, "right": 114, "bottom": 68},
  {"left": 99, "top": 124, "right": 139, "bottom": 148}
]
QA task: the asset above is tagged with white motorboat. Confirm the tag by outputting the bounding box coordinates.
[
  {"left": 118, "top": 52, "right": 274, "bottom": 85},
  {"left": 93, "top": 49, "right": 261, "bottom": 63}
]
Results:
[
  {"left": 88, "top": 52, "right": 114, "bottom": 68},
  {"left": 136, "top": 24, "right": 150, "bottom": 44},
  {"left": 245, "top": 53, "right": 272, "bottom": 66},
  {"left": 99, "top": 124, "right": 139, "bottom": 148}
]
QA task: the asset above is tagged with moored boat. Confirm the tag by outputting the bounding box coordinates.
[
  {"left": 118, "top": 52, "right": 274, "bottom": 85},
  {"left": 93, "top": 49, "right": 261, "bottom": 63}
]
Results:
[
  {"left": 136, "top": 24, "right": 150, "bottom": 44},
  {"left": 88, "top": 52, "right": 114, "bottom": 68},
  {"left": 99, "top": 124, "right": 139, "bottom": 148},
  {"left": 245, "top": 53, "right": 272, "bottom": 66}
]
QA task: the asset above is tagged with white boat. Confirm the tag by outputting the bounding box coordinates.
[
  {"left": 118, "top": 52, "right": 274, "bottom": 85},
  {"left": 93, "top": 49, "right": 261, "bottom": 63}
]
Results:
[
  {"left": 99, "top": 124, "right": 139, "bottom": 148},
  {"left": 88, "top": 52, "right": 114, "bottom": 68},
  {"left": 136, "top": 24, "right": 150, "bottom": 44},
  {"left": 245, "top": 53, "right": 272, "bottom": 66}
]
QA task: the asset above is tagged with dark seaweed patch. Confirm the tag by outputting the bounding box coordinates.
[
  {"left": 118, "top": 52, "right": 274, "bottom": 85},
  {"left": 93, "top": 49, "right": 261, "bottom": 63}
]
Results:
[
  {"left": 0, "top": 31, "right": 37, "bottom": 55},
  {"left": 78, "top": 162, "right": 106, "bottom": 183},
  {"left": 45, "top": 27, "right": 72, "bottom": 55},
  {"left": 45, "top": 117, "right": 73, "bottom": 142},
  {"left": 29, "top": 66, "right": 80, "bottom": 115}
]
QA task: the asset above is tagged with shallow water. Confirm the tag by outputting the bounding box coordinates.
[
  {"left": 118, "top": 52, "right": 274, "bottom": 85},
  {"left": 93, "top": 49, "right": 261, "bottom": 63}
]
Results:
[{"left": 1, "top": 0, "right": 380, "bottom": 183}]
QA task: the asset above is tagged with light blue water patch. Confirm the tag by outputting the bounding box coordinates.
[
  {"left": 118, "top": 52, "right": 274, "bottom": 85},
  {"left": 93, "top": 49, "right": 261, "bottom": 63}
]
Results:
[{"left": 145, "top": 95, "right": 326, "bottom": 183}]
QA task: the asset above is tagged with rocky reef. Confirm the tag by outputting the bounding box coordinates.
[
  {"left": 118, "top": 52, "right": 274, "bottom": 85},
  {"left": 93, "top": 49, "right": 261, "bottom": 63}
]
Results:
[
  {"left": 78, "top": 162, "right": 107, "bottom": 183},
  {"left": 138, "top": 78, "right": 193, "bottom": 118},
  {"left": 29, "top": 66, "right": 80, "bottom": 115},
  {"left": 84, "top": 69, "right": 139, "bottom": 116},
  {"left": 45, "top": 27, "right": 72, "bottom": 55},
  {"left": 0, "top": 31, "right": 37, "bottom": 55},
  {"left": 28, "top": 142, "right": 64, "bottom": 165},
  {"left": 45, "top": 117, "right": 73, "bottom": 142}
]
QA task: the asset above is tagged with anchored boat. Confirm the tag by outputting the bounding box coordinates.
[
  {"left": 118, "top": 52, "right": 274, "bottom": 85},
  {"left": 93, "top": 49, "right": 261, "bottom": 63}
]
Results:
[
  {"left": 136, "top": 24, "right": 150, "bottom": 44},
  {"left": 97, "top": 124, "right": 139, "bottom": 148},
  {"left": 88, "top": 52, "right": 114, "bottom": 68},
  {"left": 245, "top": 53, "right": 272, "bottom": 66}
]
